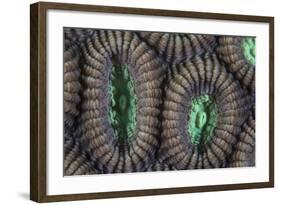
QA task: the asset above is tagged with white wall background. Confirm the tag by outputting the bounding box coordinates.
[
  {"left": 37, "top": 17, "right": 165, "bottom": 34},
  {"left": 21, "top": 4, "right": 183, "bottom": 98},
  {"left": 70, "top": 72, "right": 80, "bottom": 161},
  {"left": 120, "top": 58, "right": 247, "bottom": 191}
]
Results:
[{"left": 0, "top": 0, "right": 279, "bottom": 204}]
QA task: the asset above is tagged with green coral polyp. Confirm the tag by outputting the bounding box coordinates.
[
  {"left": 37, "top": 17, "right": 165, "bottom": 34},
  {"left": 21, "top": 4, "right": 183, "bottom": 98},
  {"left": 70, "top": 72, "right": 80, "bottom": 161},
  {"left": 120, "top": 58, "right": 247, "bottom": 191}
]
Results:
[
  {"left": 188, "top": 95, "right": 218, "bottom": 145},
  {"left": 242, "top": 37, "right": 256, "bottom": 65},
  {"left": 108, "top": 64, "right": 137, "bottom": 140}
]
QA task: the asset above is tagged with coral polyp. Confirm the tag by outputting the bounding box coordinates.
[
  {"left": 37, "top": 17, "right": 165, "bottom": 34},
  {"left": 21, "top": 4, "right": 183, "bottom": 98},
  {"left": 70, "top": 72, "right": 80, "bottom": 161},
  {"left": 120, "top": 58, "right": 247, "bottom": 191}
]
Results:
[
  {"left": 242, "top": 37, "right": 256, "bottom": 65},
  {"left": 188, "top": 95, "right": 217, "bottom": 146},
  {"left": 63, "top": 28, "right": 255, "bottom": 175},
  {"left": 108, "top": 64, "right": 137, "bottom": 140},
  {"left": 159, "top": 54, "right": 252, "bottom": 170}
]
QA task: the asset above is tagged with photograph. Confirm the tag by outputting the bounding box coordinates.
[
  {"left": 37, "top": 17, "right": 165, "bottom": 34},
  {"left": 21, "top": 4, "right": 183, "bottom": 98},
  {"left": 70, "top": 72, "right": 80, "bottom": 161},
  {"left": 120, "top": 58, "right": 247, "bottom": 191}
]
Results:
[
  {"left": 29, "top": 2, "right": 274, "bottom": 202},
  {"left": 63, "top": 28, "right": 256, "bottom": 175}
]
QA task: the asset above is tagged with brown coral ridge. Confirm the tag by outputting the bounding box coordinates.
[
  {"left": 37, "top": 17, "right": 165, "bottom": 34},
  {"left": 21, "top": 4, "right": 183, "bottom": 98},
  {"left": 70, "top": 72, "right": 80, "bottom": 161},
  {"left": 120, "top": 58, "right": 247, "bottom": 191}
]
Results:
[
  {"left": 137, "top": 32, "right": 217, "bottom": 65},
  {"left": 228, "top": 113, "right": 255, "bottom": 167},
  {"left": 64, "top": 27, "right": 96, "bottom": 44},
  {"left": 217, "top": 36, "right": 255, "bottom": 93},
  {"left": 64, "top": 137, "right": 99, "bottom": 175}
]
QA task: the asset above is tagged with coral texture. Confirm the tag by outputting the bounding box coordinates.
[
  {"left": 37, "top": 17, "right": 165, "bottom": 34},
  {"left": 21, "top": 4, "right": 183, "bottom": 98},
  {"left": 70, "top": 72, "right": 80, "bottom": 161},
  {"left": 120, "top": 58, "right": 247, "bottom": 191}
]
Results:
[
  {"left": 216, "top": 36, "right": 255, "bottom": 93},
  {"left": 63, "top": 28, "right": 255, "bottom": 175}
]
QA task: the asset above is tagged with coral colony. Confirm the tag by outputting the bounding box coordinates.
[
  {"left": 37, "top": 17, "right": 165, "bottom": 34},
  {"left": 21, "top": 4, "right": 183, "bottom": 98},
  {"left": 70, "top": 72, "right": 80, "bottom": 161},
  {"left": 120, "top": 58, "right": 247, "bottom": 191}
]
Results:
[{"left": 63, "top": 29, "right": 255, "bottom": 175}]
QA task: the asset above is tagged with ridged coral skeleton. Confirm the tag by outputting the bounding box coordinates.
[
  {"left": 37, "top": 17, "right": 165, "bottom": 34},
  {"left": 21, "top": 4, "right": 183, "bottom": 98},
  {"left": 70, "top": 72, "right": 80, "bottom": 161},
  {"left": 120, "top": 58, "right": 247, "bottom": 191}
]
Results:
[{"left": 216, "top": 36, "right": 255, "bottom": 93}]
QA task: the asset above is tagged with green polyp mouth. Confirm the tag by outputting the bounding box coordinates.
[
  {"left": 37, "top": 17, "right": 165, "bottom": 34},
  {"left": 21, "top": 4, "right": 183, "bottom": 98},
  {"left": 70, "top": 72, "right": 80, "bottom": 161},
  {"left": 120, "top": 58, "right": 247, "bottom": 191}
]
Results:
[
  {"left": 187, "top": 95, "right": 218, "bottom": 145},
  {"left": 108, "top": 64, "right": 137, "bottom": 140},
  {"left": 242, "top": 37, "right": 256, "bottom": 65}
]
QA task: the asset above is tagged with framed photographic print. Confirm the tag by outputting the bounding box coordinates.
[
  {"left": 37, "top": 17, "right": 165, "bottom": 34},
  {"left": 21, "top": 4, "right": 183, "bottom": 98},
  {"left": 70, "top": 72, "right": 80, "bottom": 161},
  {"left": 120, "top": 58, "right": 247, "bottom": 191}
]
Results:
[{"left": 30, "top": 1, "right": 274, "bottom": 202}]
